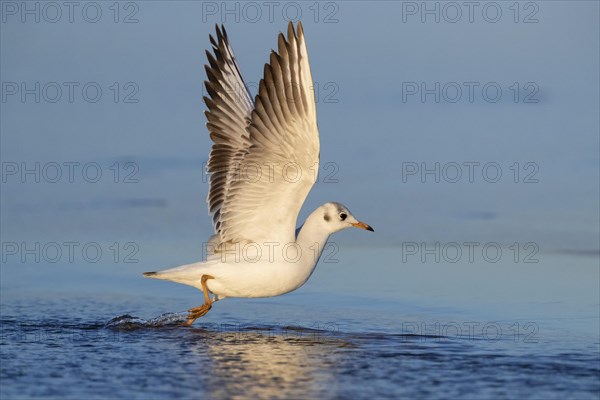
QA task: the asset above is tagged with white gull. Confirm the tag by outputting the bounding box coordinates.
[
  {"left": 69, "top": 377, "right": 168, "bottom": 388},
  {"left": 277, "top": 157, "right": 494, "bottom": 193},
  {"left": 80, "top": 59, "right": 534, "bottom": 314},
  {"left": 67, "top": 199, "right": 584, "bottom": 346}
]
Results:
[{"left": 144, "top": 22, "right": 373, "bottom": 325}]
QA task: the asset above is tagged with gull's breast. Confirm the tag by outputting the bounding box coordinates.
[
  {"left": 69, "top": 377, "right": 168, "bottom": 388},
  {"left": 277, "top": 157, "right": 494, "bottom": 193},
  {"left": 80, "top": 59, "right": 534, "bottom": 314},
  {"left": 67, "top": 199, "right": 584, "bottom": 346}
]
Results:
[{"left": 206, "top": 259, "right": 313, "bottom": 298}]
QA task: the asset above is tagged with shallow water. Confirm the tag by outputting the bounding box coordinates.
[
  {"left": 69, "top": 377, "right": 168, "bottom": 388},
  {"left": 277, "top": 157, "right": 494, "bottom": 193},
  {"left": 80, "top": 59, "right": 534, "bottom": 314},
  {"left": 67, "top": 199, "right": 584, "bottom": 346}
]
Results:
[{"left": 1, "top": 248, "right": 599, "bottom": 399}]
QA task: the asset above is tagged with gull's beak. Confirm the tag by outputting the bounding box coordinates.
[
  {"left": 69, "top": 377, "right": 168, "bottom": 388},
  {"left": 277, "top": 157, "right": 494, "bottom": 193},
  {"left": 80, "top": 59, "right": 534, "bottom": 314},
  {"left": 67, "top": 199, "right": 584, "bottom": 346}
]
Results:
[{"left": 351, "top": 221, "right": 374, "bottom": 232}]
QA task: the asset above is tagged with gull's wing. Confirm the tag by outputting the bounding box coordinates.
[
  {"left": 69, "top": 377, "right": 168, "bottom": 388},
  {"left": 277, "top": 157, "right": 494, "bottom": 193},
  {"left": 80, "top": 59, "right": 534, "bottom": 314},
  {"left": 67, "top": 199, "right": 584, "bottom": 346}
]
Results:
[
  {"left": 204, "top": 25, "right": 254, "bottom": 233},
  {"left": 205, "top": 22, "right": 319, "bottom": 247}
]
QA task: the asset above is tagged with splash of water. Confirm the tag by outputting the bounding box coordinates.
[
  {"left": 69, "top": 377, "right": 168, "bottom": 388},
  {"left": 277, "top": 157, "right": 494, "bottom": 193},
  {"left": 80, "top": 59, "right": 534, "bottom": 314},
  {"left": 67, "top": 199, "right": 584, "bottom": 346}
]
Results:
[{"left": 104, "top": 312, "right": 188, "bottom": 329}]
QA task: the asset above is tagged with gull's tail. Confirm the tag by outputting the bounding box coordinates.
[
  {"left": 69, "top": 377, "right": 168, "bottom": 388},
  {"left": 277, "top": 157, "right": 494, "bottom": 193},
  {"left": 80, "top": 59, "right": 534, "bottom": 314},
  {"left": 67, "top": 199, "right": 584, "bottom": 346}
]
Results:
[{"left": 142, "top": 262, "right": 207, "bottom": 287}]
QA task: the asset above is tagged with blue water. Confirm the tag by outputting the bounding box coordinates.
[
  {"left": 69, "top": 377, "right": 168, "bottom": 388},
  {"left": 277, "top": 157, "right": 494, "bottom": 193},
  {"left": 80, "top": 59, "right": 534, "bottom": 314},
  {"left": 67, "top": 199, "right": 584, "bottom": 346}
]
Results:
[
  {"left": 2, "top": 243, "right": 598, "bottom": 399},
  {"left": 1, "top": 1, "right": 599, "bottom": 399}
]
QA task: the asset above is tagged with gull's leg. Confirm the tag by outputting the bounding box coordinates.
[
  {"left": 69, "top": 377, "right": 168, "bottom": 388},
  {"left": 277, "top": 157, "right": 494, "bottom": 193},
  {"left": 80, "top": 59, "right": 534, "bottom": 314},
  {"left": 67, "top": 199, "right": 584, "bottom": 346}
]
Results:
[{"left": 182, "top": 275, "right": 215, "bottom": 326}]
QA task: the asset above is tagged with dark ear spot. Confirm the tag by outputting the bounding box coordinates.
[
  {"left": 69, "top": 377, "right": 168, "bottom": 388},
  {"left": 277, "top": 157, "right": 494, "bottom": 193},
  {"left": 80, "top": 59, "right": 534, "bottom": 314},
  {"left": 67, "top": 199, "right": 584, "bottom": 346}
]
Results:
[{"left": 324, "top": 213, "right": 330, "bottom": 222}]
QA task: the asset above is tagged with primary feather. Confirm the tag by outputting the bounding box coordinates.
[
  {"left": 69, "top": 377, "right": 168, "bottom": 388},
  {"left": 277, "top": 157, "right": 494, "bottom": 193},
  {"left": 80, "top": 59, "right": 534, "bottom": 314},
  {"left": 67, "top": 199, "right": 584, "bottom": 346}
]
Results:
[{"left": 205, "top": 22, "right": 319, "bottom": 249}]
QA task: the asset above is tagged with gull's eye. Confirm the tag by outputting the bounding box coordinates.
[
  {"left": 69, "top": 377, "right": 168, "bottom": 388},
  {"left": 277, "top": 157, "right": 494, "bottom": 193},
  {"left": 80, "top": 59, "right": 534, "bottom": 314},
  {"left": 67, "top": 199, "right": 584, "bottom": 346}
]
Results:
[{"left": 339, "top": 212, "right": 347, "bottom": 221}]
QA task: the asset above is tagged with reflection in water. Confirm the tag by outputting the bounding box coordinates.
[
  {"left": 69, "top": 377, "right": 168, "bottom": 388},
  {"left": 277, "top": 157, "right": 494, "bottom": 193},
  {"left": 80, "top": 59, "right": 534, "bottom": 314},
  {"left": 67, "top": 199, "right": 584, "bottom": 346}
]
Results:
[
  {"left": 187, "top": 325, "right": 350, "bottom": 399},
  {"left": 2, "top": 311, "right": 599, "bottom": 399}
]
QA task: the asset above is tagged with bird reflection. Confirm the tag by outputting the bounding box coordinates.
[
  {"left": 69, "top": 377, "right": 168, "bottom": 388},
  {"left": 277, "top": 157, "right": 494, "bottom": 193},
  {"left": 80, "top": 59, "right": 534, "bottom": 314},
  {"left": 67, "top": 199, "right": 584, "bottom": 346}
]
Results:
[{"left": 187, "top": 324, "right": 351, "bottom": 399}]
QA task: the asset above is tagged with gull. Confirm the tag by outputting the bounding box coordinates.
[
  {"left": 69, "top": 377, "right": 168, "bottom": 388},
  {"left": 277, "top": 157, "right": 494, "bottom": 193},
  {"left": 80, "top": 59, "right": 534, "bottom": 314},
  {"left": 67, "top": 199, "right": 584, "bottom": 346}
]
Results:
[{"left": 143, "top": 22, "right": 373, "bottom": 326}]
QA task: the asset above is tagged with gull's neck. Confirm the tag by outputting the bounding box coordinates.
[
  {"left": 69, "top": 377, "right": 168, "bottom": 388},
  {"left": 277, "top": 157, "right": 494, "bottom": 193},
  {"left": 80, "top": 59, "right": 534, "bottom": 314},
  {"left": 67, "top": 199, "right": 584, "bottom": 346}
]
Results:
[{"left": 295, "top": 210, "right": 331, "bottom": 274}]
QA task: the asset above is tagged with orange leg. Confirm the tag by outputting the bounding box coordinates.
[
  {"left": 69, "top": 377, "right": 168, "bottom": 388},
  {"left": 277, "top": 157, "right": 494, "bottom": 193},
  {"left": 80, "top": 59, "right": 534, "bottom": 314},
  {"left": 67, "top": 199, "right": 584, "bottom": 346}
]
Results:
[{"left": 182, "top": 275, "right": 215, "bottom": 326}]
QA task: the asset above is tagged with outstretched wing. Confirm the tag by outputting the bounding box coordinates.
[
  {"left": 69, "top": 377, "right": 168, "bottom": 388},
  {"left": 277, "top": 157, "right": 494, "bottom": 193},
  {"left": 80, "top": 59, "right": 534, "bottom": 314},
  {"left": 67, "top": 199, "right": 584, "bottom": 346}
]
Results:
[
  {"left": 205, "top": 22, "right": 319, "bottom": 247},
  {"left": 204, "top": 25, "right": 254, "bottom": 234}
]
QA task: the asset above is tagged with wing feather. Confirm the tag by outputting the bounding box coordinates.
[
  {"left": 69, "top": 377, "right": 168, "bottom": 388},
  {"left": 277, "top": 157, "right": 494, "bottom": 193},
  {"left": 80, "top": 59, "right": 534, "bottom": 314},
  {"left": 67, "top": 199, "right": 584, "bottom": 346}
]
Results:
[
  {"left": 214, "top": 21, "right": 319, "bottom": 246},
  {"left": 204, "top": 22, "right": 319, "bottom": 249},
  {"left": 204, "top": 24, "right": 254, "bottom": 233}
]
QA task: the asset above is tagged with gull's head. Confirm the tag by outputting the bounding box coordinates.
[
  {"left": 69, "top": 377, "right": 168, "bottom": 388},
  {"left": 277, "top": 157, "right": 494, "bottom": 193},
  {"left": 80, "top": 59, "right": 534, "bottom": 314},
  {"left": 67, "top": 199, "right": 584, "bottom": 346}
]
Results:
[{"left": 319, "top": 202, "right": 374, "bottom": 234}]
